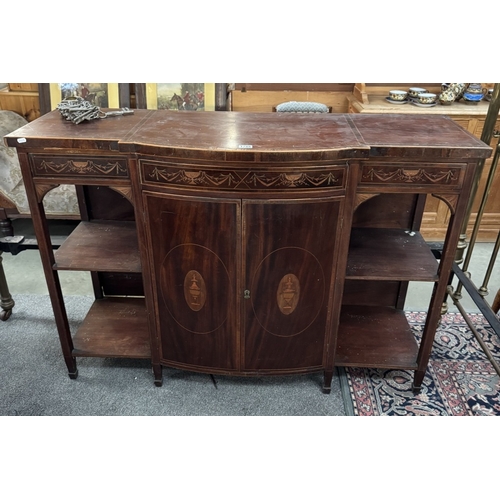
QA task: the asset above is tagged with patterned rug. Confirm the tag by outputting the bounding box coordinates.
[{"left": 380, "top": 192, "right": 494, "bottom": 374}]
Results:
[{"left": 340, "top": 312, "right": 500, "bottom": 416}]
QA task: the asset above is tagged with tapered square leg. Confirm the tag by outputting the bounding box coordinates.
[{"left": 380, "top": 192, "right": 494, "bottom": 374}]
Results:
[
  {"left": 323, "top": 370, "right": 334, "bottom": 394},
  {"left": 153, "top": 364, "right": 163, "bottom": 387},
  {"left": 0, "top": 252, "right": 15, "bottom": 321}
]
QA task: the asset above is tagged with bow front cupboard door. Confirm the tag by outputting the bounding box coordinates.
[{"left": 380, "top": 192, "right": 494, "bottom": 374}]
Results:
[
  {"left": 143, "top": 191, "right": 345, "bottom": 376},
  {"left": 144, "top": 193, "right": 240, "bottom": 372},
  {"left": 243, "top": 199, "right": 342, "bottom": 372}
]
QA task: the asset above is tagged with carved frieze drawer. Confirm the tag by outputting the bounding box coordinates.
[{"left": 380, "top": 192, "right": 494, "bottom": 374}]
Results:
[
  {"left": 140, "top": 160, "right": 347, "bottom": 192},
  {"left": 30, "top": 155, "right": 129, "bottom": 179},
  {"left": 359, "top": 162, "right": 465, "bottom": 190}
]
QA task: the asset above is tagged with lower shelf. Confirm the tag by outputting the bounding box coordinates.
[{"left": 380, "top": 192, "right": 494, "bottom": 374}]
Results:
[
  {"left": 335, "top": 305, "right": 419, "bottom": 369},
  {"left": 72, "top": 297, "right": 150, "bottom": 359}
]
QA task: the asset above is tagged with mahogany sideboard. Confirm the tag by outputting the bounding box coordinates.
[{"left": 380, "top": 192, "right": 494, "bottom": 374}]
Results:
[{"left": 4, "top": 110, "right": 491, "bottom": 393}]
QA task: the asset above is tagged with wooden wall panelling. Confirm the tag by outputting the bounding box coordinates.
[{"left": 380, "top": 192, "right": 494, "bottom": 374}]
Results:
[
  {"left": 232, "top": 84, "right": 355, "bottom": 92},
  {"left": 134, "top": 83, "right": 147, "bottom": 109},
  {"left": 230, "top": 83, "right": 355, "bottom": 113},
  {"left": 118, "top": 84, "right": 131, "bottom": 108},
  {"left": 38, "top": 84, "right": 51, "bottom": 115},
  {"left": 466, "top": 124, "right": 500, "bottom": 240},
  {"left": 231, "top": 90, "right": 353, "bottom": 113},
  {"left": 215, "top": 83, "right": 228, "bottom": 110},
  {"left": 0, "top": 87, "right": 40, "bottom": 121}
]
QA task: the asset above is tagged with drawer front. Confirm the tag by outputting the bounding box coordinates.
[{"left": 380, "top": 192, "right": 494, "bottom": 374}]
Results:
[
  {"left": 140, "top": 160, "right": 347, "bottom": 192},
  {"left": 359, "top": 162, "right": 466, "bottom": 190},
  {"left": 30, "top": 155, "right": 129, "bottom": 179}
]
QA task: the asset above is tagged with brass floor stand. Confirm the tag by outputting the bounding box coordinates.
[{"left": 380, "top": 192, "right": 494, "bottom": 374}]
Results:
[{"left": 450, "top": 83, "right": 500, "bottom": 376}]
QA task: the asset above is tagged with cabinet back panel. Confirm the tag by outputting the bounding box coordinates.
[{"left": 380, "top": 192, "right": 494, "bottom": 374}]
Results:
[
  {"left": 342, "top": 281, "right": 401, "bottom": 307},
  {"left": 84, "top": 186, "right": 135, "bottom": 221},
  {"left": 353, "top": 193, "right": 420, "bottom": 229},
  {"left": 98, "top": 272, "right": 144, "bottom": 297}
]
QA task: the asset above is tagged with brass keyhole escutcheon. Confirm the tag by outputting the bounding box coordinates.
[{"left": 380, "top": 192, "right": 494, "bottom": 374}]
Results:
[{"left": 244, "top": 290, "right": 251, "bottom": 299}]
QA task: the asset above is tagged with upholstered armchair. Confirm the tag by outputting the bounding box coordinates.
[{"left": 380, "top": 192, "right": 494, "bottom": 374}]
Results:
[
  {"left": 1, "top": 110, "right": 79, "bottom": 320},
  {"left": 1, "top": 110, "right": 79, "bottom": 236}
]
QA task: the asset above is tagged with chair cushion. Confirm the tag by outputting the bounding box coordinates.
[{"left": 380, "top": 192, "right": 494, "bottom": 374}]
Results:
[{"left": 276, "top": 101, "right": 329, "bottom": 113}]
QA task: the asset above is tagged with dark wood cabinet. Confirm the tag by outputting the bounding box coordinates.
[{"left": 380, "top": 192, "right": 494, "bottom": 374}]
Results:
[{"left": 4, "top": 110, "right": 491, "bottom": 393}]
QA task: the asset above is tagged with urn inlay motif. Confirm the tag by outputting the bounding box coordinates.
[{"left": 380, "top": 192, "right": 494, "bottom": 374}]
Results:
[
  {"left": 277, "top": 274, "right": 300, "bottom": 315},
  {"left": 184, "top": 270, "right": 206, "bottom": 311},
  {"left": 144, "top": 163, "right": 344, "bottom": 191}
]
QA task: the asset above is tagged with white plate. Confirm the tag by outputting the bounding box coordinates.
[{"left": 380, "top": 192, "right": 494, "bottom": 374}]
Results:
[
  {"left": 411, "top": 101, "right": 437, "bottom": 108},
  {"left": 385, "top": 97, "right": 408, "bottom": 105}
]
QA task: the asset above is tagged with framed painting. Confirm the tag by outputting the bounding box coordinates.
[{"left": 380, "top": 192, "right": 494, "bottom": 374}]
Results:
[
  {"left": 49, "top": 83, "right": 121, "bottom": 110},
  {"left": 144, "top": 83, "right": 216, "bottom": 111},
  {"left": 39, "top": 83, "right": 123, "bottom": 112}
]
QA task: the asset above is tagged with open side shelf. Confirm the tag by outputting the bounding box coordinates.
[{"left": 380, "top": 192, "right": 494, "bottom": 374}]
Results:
[
  {"left": 54, "top": 220, "right": 141, "bottom": 273},
  {"left": 72, "top": 297, "right": 150, "bottom": 358},
  {"left": 346, "top": 227, "right": 439, "bottom": 281},
  {"left": 335, "top": 305, "right": 419, "bottom": 369}
]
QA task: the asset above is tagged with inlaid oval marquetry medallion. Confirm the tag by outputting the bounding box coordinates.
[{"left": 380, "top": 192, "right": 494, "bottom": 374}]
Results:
[
  {"left": 184, "top": 270, "right": 206, "bottom": 311},
  {"left": 160, "top": 244, "right": 230, "bottom": 335},
  {"left": 251, "top": 247, "right": 325, "bottom": 337},
  {"left": 277, "top": 273, "right": 300, "bottom": 315}
]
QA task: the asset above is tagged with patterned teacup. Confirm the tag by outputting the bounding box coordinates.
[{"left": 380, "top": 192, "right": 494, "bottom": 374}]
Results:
[
  {"left": 389, "top": 90, "right": 408, "bottom": 101},
  {"left": 408, "top": 87, "right": 427, "bottom": 99},
  {"left": 418, "top": 93, "right": 437, "bottom": 105}
]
